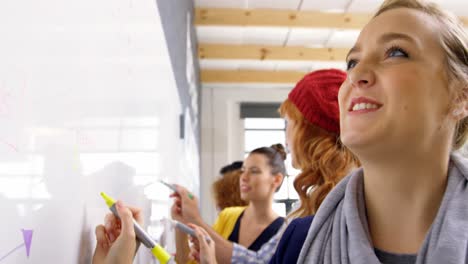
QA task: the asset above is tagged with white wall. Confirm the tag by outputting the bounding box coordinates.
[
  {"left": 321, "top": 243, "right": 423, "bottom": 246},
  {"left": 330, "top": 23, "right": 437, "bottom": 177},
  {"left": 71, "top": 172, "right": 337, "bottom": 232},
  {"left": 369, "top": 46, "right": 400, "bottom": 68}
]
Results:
[{"left": 200, "top": 86, "right": 291, "bottom": 223}]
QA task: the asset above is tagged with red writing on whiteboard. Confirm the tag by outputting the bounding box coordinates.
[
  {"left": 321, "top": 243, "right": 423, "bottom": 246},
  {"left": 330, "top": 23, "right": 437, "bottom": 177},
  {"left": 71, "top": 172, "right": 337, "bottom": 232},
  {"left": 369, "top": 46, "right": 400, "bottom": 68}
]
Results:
[
  {"left": 0, "top": 138, "right": 19, "bottom": 152},
  {"left": 0, "top": 89, "right": 13, "bottom": 116},
  {"left": 75, "top": 130, "right": 95, "bottom": 147}
]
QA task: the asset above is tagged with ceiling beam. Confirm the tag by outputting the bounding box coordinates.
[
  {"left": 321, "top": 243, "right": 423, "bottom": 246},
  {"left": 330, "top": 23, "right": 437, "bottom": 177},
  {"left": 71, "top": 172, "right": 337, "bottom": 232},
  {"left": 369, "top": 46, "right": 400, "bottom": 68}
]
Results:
[
  {"left": 195, "top": 8, "right": 370, "bottom": 29},
  {"left": 200, "top": 70, "right": 305, "bottom": 83},
  {"left": 195, "top": 8, "right": 468, "bottom": 29},
  {"left": 199, "top": 44, "right": 349, "bottom": 61}
]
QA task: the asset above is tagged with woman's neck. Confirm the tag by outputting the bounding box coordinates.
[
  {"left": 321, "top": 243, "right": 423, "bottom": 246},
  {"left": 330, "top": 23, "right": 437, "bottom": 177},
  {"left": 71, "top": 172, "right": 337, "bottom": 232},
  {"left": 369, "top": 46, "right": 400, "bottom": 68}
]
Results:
[
  {"left": 244, "top": 199, "right": 277, "bottom": 224},
  {"left": 361, "top": 152, "right": 451, "bottom": 254}
]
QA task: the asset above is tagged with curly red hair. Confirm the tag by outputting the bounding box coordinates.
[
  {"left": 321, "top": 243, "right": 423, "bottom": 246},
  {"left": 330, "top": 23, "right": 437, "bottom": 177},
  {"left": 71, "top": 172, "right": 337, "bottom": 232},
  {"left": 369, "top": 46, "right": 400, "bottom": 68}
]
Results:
[
  {"left": 280, "top": 99, "right": 360, "bottom": 218},
  {"left": 212, "top": 169, "right": 248, "bottom": 210}
]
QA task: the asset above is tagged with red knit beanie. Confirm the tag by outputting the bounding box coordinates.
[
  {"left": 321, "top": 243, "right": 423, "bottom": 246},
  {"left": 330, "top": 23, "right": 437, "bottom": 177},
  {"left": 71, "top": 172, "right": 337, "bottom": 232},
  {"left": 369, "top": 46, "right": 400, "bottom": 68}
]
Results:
[{"left": 288, "top": 69, "right": 347, "bottom": 135}]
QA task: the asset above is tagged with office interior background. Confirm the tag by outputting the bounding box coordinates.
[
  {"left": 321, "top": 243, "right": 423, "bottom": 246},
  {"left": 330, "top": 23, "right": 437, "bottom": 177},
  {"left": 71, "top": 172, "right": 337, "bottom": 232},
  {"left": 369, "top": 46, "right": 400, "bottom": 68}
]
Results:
[{"left": 0, "top": 0, "right": 466, "bottom": 263}]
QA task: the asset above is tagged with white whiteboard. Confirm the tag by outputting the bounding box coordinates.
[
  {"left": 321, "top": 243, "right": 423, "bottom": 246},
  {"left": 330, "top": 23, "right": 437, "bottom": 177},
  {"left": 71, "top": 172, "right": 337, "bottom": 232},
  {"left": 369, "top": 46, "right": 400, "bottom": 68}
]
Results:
[{"left": 0, "top": 0, "right": 200, "bottom": 263}]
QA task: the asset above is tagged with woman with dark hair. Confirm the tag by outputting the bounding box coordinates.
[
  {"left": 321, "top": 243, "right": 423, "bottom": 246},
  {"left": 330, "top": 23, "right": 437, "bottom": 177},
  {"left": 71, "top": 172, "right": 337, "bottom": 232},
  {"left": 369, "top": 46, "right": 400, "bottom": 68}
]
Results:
[{"left": 171, "top": 144, "right": 288, "bottom": 263}]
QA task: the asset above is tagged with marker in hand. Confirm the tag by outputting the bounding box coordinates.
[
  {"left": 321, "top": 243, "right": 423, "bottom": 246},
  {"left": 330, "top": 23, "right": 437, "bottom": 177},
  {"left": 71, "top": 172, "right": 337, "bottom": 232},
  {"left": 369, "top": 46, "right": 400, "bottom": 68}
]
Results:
[
  {"left": 100, "top": 192, "right": 174, "bottom": 264},
  {"left": 166, "top": 218, "right": 211, "bottom": 243},
  {"left": 159, "top": 180, "right": 194, "bottom": 199}
]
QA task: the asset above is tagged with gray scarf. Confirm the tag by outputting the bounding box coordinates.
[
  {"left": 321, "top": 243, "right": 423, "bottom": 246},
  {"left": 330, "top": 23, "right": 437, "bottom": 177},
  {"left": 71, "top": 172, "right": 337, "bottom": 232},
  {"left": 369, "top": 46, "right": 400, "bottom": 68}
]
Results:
[{"left": 298, "top": 154, "right": 468, "bottom": 264}]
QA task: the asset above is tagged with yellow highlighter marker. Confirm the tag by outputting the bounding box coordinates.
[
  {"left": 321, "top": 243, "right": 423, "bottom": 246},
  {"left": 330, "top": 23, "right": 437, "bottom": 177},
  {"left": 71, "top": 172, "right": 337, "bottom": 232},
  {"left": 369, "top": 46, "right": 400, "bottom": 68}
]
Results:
[{"left": 100, "top": 192, "right": 173, "bottom": 264}]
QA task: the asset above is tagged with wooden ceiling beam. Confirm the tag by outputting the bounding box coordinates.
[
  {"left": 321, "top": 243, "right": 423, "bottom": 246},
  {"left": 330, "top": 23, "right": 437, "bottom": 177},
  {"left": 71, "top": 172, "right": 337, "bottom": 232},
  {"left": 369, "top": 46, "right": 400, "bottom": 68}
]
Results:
[
  {"left": 200, "top": 69, "right": 305, "bottom": 83},
  {"left": 195, "top": 8, "right": 468, "bottom": 29},
  {"left": 199, "top": 44, "right": 349, "bottom": 61},
  {"left": 196, "top": 8, "right": 370, "bottom": 29}
]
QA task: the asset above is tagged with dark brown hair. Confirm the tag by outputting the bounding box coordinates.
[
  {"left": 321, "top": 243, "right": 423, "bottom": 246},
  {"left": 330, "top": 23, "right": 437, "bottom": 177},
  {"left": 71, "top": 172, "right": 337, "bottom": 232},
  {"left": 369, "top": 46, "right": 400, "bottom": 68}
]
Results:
[{"left": 249, "top": 143, "right": 287, "bottom": 192}]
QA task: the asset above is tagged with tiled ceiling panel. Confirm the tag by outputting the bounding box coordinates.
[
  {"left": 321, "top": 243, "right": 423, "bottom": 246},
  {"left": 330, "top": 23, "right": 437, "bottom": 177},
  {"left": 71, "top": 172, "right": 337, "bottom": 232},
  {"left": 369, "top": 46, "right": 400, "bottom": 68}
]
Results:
[
  {"left": 274, "top": 60, "right": 317, "bottom": 72},
  {"left": 195, "top": 0, "right": 247, "bottom": 8},
  {"left": 200, "top": 59, "right": 240, "bottom": 70},
  {"left": 196, "top": 26, "right": 244, "bottom": 44},
  {"left": 300, "top": 0, "right": 350, "bottom": 12},
  {"left": 247, "top": 0, "right": 301, "bottom": 10},
  {"left": 326, "top": 30, "right": 360, "bottom": 48},
  {"left": 202, "top": 83, "right": 294, "bottom": 89},
  {"left": 242, "top": 27, "right": 290, "bottom": 45},
  {"left": 309, "top": 61, "right": 347, "bottom": 71},
  {"left": 347, "top": 0, "right": 382, "bottom": 13},
  {"left": 286, "top": 28, "right": 332, "bottom": 47},
  {"left": 237, "top": 60, "right": 278, "bottom": 71}
]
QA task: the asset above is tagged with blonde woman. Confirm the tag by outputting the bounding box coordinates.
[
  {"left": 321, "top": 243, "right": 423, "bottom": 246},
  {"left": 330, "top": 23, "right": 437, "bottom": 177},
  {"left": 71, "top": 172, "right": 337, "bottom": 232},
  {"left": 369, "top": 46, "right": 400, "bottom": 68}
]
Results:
[{"left": 296, "top": 0, "right": 468, "bottom": 263}]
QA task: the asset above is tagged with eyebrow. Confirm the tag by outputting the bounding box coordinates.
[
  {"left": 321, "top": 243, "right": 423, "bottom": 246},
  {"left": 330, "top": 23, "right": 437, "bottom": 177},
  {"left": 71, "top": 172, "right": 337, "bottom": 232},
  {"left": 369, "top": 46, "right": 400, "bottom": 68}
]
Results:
[
  {"left": 345, "top": 32, "right": 416, "bottom": 61},
  {"left": 379, "top": 32, "right": 415, "bottom": 44},
  {"left": 346, "top": 46, "right": 360, "bottom": 62}
]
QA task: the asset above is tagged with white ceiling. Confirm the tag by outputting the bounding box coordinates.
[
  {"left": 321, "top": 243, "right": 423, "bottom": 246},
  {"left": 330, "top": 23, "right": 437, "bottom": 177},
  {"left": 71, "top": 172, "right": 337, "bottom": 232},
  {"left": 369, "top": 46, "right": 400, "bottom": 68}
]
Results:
[{"left": 195, "top": 0, "right": 468, "bottom": 86}]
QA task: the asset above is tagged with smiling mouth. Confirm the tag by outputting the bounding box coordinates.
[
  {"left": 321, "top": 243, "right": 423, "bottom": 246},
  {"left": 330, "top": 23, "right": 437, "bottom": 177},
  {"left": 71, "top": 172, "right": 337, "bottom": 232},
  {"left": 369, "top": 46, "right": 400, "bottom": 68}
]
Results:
[
  {"left": 350, "top": 102, "right": 380, "bottom": 112},
  {"left": 240, "top": 185, "right": 250, "bottom": 192},
  {"left": 348, "top": 97, "right": 383, "bottom": 112}
]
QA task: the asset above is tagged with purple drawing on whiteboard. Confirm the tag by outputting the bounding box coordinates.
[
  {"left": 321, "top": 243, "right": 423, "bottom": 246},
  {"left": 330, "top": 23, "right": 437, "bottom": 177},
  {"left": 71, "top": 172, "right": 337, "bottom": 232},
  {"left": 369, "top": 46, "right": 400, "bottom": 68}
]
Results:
[{"left": 0, "top": 229, "right": 33, "bottom": 261}]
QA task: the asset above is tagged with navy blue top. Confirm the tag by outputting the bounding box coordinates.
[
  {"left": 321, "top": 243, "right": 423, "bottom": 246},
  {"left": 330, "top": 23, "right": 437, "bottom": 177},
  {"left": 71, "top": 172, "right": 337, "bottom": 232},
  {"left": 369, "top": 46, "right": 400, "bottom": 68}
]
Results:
[
  {"left": 228, "top": 212, "right": 285, "bottom": 251},
  {"left": 269, "top": 215, "right": 314, "bottom": 264}
]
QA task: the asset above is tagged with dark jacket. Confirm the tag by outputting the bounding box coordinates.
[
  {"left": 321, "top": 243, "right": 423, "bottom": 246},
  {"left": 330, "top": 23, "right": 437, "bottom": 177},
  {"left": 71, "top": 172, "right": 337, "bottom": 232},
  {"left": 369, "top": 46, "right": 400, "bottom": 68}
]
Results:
[{"left": 269, "top": 215, "right": 314, "bottom": 264}]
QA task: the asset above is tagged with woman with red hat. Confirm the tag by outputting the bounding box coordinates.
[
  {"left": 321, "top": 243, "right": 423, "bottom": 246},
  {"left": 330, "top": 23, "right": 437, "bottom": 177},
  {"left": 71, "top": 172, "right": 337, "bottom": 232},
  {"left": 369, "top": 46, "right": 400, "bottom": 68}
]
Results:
[{"left": 178, "top": 69, "right": 360, "bottom": 264}]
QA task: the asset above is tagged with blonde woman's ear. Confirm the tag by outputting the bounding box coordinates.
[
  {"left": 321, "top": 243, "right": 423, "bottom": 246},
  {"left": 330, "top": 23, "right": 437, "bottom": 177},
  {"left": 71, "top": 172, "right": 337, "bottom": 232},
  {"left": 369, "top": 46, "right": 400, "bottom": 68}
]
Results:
[
  {"left": 452, "top": 102, "right": 468, "bottom": 120},
  {"left": 452, "top": 108, "right": 463, "bottom": 116},
  {"left": 452, "top": 88, "right": 468, "bottom": 120}
]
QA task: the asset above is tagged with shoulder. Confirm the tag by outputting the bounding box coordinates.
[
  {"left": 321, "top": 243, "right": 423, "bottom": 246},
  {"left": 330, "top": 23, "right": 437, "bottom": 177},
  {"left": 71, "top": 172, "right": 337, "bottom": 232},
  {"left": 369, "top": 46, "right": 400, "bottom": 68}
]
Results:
[
  {"left": 219, "top": 206, "right": 246, "bottom": 217},
  {"left": 270, "top": 216, "right": 314, "bottom": 264},
  {"left": 213, "top": 206, "right": 247, "bottom": 236},
  {"left": 289, "top": 215, "right": 314, "bottom": 227},
  {"left": 215, "top": 206, "right": 246, "bottom": 224},
  {"left": 283, "top": 215, "right": 314, "bottom": 239}
]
